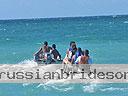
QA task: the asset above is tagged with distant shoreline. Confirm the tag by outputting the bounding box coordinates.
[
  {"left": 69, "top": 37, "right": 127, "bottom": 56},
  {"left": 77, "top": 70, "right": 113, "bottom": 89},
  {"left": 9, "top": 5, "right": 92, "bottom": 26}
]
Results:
[{"left": 0, "top": 14, "right": 128, "bottom": 21}]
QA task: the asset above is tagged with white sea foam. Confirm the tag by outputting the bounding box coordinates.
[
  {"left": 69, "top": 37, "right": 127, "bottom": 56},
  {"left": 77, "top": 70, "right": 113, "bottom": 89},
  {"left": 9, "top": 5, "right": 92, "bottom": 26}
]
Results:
[
  {"left": 49, "top": 85, "right": 73, "bottom": 92},
  {"left": 83, "top": 84, "right": 98, "bottom": 93},
  {"left": 100, "top": 87, "right": 128, "bottom": 92},
  {"left": 18, "top": 59, "right": 38, "bottom": 67},
  {"left": 3, "top": 28, "right": 6, "bottom": 31},
  {"left": 83, "top": 85, "right": 128, "bottom": 93},
  {"left": 23, "top": 83, "right": 31, "bottom": 87},
  {"left": 6, "top": 38, "right": 10, "bottom": 41},
  {"left": 89, "top": 23, "right": 93, "bottom": 26},
  {"left": 37, "top": 83, "right": 73, "bottom": 92},
  {"left": 109, "top": 22, "right": 112, "bottom": 24},
  {"left": 123, "top": 21, "right": 128, "bottom": 24}
]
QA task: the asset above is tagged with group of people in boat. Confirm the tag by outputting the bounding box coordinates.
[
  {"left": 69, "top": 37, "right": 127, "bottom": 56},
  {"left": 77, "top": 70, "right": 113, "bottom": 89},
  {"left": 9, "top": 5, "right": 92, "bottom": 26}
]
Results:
[
  {"left": 63, "top": 41, "right": 92, "bottom": 64},
  {"left": 34, "top": 41, "right": 92, "bottom": 64},
  {"left": 34, "top": 41, "right": 61, "bottom": 64}
]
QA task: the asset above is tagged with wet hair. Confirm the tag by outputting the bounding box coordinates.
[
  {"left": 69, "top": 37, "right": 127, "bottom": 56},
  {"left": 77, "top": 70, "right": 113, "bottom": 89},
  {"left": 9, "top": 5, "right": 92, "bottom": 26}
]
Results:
[
  {"left": 70, "top": 41, "right": 75, "bottom": 46},
  {"left": 85, "top": 49, "right": 89, "bottom": 55},
  {"left": 78, "top": 47, "right": 82, "bottom": 53},
  {"left": 82, "top": 49, "right": 89, "bottom": 56},
  {"left": 52, "top": 44, "right": 56, "bottom": 49},
  {"left": 44, "top": 41, "right": 48, "bottom": 46}
]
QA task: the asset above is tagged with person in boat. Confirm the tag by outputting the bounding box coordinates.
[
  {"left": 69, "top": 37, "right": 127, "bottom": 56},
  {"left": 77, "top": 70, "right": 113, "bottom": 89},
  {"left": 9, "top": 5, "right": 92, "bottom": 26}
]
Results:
[
  {"left": 75, "top": 49, "right": 92, "bottom": 64},
  {"left": 72, "top": 47, "right": 83, "bottom": 64},
  {"left": 34, "top": 48, "right": 43, "bottom": 64},
  {"left": 43, "top": 41, "right": 52, "bottom": 53},
  {"left": 63, "top": 41, "right": 77, "bottom": 64},
  {"left": 42, "top": 41, "right": 52, "bottom": 63},
  {"left": 51, "top": 44, "right": 61, "bottom": 61},
  {"left": 34, "top": 41, "right": 52, "bottom": 64},
  {"left": 84, "top": 49, "right": 92, "bottom": 64}
]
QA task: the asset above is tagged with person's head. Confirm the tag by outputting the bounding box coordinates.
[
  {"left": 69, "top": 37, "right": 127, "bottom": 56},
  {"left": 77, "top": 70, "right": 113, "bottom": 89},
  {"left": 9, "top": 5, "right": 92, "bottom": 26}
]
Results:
[
  {"left": 70, "top": 41, "right": 75, "bottom": 47},
  {"left": 82, "top": 49, "right": 89, "bottom": 56},
  {"left": 52, "top": 44, "right": 56, "bottom": 49},
  {"left": 44, "top": 41, "right": 48, "bottom": 46},
  {"left": 78, "top": 47, "right": 82, "bottom": 53},
  {"left": 72, "top": 42, "right": 77, "bottom": 50}
]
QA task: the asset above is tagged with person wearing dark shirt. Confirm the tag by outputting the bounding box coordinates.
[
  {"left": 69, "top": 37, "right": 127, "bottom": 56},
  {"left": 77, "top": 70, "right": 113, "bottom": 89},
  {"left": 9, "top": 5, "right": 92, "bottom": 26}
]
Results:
[{"left": 51, "top": 44, "right": 61, "bottom": 60}]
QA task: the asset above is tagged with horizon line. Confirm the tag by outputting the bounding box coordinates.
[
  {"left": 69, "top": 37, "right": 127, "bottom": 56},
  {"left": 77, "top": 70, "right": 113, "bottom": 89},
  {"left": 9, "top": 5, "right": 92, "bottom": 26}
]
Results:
[{"left": 0, "top": 14, "right": 128, "bottom": 21}]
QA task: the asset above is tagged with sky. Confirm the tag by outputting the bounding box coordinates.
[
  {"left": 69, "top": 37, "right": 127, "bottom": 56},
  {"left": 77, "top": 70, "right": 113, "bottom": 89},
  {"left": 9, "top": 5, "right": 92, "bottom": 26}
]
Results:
[{"left": 0, "top": 0, "right": 128, "bottom": 19}]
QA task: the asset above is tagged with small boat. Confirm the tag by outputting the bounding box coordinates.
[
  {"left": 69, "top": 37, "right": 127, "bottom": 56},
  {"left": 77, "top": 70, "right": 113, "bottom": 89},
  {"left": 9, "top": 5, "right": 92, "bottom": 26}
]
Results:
[{"left": 35, "top": 59, "right": 63, "bottom": 65}]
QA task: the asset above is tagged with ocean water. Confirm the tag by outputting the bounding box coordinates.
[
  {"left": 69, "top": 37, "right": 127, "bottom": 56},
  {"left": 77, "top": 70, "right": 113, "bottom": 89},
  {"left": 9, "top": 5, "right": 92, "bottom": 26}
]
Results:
[{"left": 0, "top": 15, "right": 128, "bottom": 96}]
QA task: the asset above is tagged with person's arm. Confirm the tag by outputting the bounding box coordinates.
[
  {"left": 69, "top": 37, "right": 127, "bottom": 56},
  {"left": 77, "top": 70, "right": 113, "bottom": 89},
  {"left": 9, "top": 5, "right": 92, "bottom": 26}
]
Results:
[
  {"left": 59, "top": 54, "right": 61, "bottom": 60},
  {"left": 75, "top": 56, "right": 80, "bottom": 64},
  {"left": 34, "top": 47, "right": 42, "bottom": 55},
  {"left": 64, "top": 49, "right": 69, "bottom": 59},
  {"left": 49, "top": 46, "right": 52, "bottom": 53},
  {"left": 57, "top": 50, "right": 61, "bottom": 60},
  {"left": 57, "top": 53, "right": 61, "bottom": 60}
]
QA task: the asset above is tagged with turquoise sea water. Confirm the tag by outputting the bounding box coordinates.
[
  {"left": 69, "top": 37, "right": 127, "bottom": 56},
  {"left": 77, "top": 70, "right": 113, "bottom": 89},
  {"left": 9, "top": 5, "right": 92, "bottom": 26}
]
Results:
[{"left": 0, "top": 15, "right": 128, "bottom": 96}]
